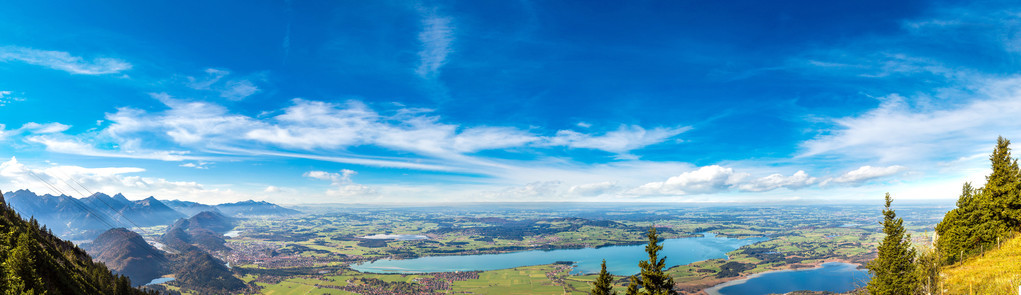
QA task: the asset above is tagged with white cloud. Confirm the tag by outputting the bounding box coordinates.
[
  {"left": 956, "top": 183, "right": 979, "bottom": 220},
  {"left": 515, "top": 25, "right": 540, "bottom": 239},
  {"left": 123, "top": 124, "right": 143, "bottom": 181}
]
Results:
[
  {"left": 179, "top": 161, "right": 210, "bottom": 169},
  {"left": 830, "top": 165, "right": 907, "bottom": 185},
  {"left": 0, "top": 90, "right": 25, "bottom": 106},
  {"left": 737, "top": 170, "right": 817, "bottom": 192},
  {"left": 20, "top": 122, "right": 70, "bottom": 134},
  {"left": 546, "top": 125, "right": 690, "bottom": 154},
  {"left": 0, "top": 46, "right": 131, "bottom": 75},
  {"left": 800, "top": 78, "right": 1021, "bottom": 163},
  {"left": 93, "top": 97, "right": 673, "bottom": 164},
  {"left": 484, "top": 181, "right": 563, "bottom": 201},
  {"left": 415, "top": 10, "right": 454, "bottom": 78},
  {"left": 629, "top": 165, "right": 823, "bottom": 196},
  {"left": 26, "top": 136, "right": 201, "bottom": 162},
  {"left": 630, "top": 165, "right": 747, "bottom": 196},
  {"left": 186, "top": 68, "right": 261, "bottom": 100},
  {"left": 0, "top": 122, "right": 73, "bottom": 141},
  {"left": 221, "top": 79, "right": 260, "bottom": 100},
  {"left": 568, "top": 181, "right": 619, "bottom": 196},
  {"left": 303, "top": 169, "right": 377, "bottom": 197}
]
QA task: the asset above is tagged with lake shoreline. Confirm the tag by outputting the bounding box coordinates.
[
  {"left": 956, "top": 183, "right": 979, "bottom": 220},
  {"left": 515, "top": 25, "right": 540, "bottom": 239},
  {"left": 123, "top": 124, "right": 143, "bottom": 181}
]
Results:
[
  {"left": 353, "top": 235, "right": 767, "bottom": 275},
  {"left": 702, "top": 259, "right": 864, "bottom": 295}
]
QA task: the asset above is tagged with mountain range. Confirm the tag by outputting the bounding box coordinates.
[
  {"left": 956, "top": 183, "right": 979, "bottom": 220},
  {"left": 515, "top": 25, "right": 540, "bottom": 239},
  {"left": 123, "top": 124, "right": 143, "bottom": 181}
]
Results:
[{"left": 3, "top": 189, "right": 301, "bottom": 240}]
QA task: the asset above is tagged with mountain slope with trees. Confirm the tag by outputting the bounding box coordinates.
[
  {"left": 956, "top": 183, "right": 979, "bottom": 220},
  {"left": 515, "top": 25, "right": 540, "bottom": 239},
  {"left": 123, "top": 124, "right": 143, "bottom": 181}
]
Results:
[
  {"left": 82, "top": 228, "right": 170, "bottom": 287},
  {"left": 0, "top": 191, "right": 156, "bottom": 294}
]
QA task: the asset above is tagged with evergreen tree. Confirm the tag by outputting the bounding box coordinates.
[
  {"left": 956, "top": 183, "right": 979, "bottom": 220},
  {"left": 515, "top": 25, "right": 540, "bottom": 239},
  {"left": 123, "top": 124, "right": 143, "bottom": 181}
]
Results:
[
  {"left": 867, "top": 193, "right": 918, "bottom": 295},
  {"left": 935, "top": 137, "right": 1021, "bottom": 264},
  {"left": 624, "top": 227, "right": 676, "bottom": 295},
  {"left": 624, "top": 276, "right": 640, "bottom": 295},
  {"left": 935, "top": 182, "right": 978, "bottom": 264},
  {"left": 981, "top": 136, "right": 1021, "bottom": 230},
  {"left": 591, "top": 259, "right": 615, "bottom": 295}
]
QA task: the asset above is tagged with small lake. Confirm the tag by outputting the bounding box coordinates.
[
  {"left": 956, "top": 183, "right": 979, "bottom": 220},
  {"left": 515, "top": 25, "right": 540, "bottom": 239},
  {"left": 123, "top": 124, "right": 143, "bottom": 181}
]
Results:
[
  {"left": 352, "top": 233, "right": 767, "bottom": 275},
  {"left": 144, "top": 277, "right": 175, "bottom": 285},
  {"left": 359, "top": 234, "right": 429, "bottom": 240},
  {"left": 707, "top": 262, "right": 870, "bottom": 295}
]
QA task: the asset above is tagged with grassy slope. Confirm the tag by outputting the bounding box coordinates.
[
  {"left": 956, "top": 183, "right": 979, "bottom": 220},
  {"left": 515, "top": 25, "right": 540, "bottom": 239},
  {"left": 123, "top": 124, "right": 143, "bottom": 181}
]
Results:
[{"left": 942, "top": 234, "right": 1021, "bottom": 294}]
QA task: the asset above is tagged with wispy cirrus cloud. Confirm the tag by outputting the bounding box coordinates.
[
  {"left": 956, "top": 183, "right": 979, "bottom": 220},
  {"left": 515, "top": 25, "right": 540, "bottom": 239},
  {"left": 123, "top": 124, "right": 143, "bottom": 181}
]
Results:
[
  {"left": 0, "top": 46, "right": 131, "bottom": 75},
  {"left": 545, "top": 125, "right": 691, "bottom": 155},
  {"left": 186, "top": 68, "right": 262, "bottom": 100},
  {"left": 414, "top": 8, "right": 454, "bottom": 79},
  {"left": 19, "top": 95, "right": 686, "bottom": 179},
  {"left": 799, "top": 78, "right": 1021, "bottom": 163},
  {"left": 827, "top": 165, "right": 907, "bottom": 185}
]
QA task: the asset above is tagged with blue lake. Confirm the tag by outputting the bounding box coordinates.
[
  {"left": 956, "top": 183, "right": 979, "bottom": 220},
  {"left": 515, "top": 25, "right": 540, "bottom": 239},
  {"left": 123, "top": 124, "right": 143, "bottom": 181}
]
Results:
[
  {"left": 708, "top": 262, "right": 870, "bottom": 295},
  {"left": 144, "top": 277, "right": 175, "bottom": 285},
  {"left": 352, "top": 233, "right": 767, "bottom": 275}
]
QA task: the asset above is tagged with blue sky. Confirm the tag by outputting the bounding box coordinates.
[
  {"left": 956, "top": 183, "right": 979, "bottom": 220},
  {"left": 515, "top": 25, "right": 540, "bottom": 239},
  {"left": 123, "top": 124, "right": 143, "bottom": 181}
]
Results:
[{"left": 0, "top": 0, "right": 1018, "bottom": 204}]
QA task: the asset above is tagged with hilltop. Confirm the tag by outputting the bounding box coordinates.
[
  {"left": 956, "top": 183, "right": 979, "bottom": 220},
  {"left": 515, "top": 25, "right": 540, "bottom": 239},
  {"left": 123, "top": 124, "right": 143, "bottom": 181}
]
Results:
[
  {"left": 214, "top": 200, "right": 301, "bottom": 217},
  {"left": 82, "top": 228, "right": 170, "bottom": 287},
  {"left": 941, "top": 233, "right": 1021, "bottom": 294}
]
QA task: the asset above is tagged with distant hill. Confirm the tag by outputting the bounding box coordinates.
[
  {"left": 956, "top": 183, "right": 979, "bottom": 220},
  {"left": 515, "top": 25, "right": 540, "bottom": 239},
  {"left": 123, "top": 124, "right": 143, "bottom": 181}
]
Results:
[
  {"left": 82, "top": 228, "right": 169, "bottom": 287},
  {"left": 162, "top": 199, "right": 221, "bottom": 217},
  {"left": 4, "top": 190, "right": 186, "bottom": 239},
  {"left": 173, "top": 247, "right": 246, "bottom": 293},
  {"left": 214, "top": 200, "right": 301, "bottom": 217},
  {"left": 0, "top": 191, "right": 155, "bottom": 294},
  {"left": 941, "top": 233, "right": 1021, "bottom": 294},
  {"left": 162, "top": 211, "right": 236, "bottom": 253},
  {"left": 158, "top": 210, "right": 248, "bottom": 293}
]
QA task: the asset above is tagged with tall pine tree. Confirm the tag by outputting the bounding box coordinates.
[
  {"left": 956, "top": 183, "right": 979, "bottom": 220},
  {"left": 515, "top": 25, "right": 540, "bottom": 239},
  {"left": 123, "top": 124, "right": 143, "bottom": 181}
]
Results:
[
  {"left": 591, "top": 259, "right": 615, "bottom": 295},
  {"left": 867, "top": 193, "right": 918, "bottom": 294},
  {"left": 625, "top": 227, "right": 676, "bottom": 295},
  {"left": 935, "top": 136, "right": 1021, "bottom": 264}
]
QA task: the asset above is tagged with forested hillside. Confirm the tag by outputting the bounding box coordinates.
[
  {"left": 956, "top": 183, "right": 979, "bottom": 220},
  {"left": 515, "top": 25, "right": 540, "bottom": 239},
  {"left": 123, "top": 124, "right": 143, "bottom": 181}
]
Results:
[
  {"left": 0, "top": 191, "right": 156, "bottom": 294},
  {"left": 936, "top": 137, "right": 1021, "bottom": 264}
]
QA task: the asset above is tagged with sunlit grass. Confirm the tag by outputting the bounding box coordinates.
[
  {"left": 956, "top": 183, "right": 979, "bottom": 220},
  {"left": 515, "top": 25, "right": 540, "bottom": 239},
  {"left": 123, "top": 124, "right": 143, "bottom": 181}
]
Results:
[{"left": 942, "top": 233, "right": 1021, "bottom": 294}]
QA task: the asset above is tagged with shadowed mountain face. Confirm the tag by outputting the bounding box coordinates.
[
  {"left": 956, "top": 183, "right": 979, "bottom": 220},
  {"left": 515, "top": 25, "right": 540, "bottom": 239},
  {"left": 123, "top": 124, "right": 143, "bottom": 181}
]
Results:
[
  {"left": 214, "top": 200, "right": 301, "bottom": 217},
  {"left": 157, "top": 210, "right": 247, "bottom": 293},
  {"left": 174, "top": 248, "right": 246, "bottom": 293},
  {"left": 161, "top": 211, "right": 236, "bottom": 253},
  {"left": 83, "top": 228, "right": 169, "bottom": 287}
]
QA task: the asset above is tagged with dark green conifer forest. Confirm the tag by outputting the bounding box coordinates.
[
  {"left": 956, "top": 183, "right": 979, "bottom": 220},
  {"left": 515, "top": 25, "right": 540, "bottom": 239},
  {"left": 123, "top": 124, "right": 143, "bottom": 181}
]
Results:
[{"left": 936, "top": 136, "right": 1021, "bottom": 264}]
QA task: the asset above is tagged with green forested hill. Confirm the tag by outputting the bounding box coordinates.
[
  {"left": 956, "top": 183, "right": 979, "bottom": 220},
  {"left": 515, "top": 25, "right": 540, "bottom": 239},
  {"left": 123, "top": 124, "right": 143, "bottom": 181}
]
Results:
[{"left": 0, "top": 191, "right": 156, "bottom": 295}]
